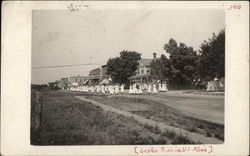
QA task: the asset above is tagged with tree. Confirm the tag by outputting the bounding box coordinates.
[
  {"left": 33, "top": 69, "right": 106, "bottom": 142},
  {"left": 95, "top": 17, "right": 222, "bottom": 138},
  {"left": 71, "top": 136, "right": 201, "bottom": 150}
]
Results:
[
  {"left": 106, "top": 50, "right": 141, "bottom": 84},
  {"left": 163, "top": 39, "right": 198, "bottom": 85},
  {"left": 197, "top": 30, "right": 225, "bottom": 80},
  {"left": 150, "top": 54, "right": 174, "bottom": 82}
]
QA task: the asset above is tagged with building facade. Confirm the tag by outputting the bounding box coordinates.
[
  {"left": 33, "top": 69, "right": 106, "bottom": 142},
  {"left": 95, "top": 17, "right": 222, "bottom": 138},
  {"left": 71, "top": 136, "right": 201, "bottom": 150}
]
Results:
[
  {"left": 129, "top": 53, "right": 157, "bottom": 84},
  {"left": 68, "top": 75, "right": 89, "bottom": 86},
  {"left": 88, "top": 65, "right": 110, "bottom": 85},
  {"left": 89, "top": 67, "right": 101, "bottom": 85}
]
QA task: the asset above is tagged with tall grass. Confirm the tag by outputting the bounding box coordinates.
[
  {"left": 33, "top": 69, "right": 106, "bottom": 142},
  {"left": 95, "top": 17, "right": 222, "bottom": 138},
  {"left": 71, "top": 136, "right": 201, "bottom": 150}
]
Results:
[{"left": 32, "top": 92, "right": 182, "bottom": 145}]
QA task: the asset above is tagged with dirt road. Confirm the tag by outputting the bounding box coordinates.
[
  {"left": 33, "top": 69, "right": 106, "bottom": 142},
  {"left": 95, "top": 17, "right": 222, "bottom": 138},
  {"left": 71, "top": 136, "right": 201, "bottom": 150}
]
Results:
[{"left": 113, "top": 93, "right": 224, "bottom": 125}]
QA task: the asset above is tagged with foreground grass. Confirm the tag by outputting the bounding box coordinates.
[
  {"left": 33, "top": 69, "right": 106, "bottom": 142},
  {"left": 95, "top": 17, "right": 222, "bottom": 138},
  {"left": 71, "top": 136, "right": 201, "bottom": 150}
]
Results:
[
  {"left": 85, "top": 95, "right": 224, "bottom": 141},
  {"left": 31, "top": 91, "right": 194, "bottom": 145}
]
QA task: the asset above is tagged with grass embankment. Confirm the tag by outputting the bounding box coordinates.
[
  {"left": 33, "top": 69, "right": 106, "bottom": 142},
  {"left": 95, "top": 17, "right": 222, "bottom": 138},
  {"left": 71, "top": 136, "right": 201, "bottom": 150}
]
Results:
[
  {"left": 31, "top": 91, "right": 193, "bottom": 145},
  {"left": 85, "top": 95, "right": 224, "bottom": 141}
]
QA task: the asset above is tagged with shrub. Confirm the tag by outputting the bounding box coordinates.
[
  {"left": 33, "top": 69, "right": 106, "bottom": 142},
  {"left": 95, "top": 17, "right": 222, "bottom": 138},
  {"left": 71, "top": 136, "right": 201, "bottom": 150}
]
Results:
[
  {"left": 215, "top": 133, "right": 224, "bottom": 141},
  {"left": 189, "top": 125, "right": 198, "bottom": 133},
  {"left": 172, "top": 131, "right": 194, "bottom": 144},
  {"left": 154, "top": 125, "right": 161, "bottom": 134},
  {"left": 206, "top": 131, "right": 212, "bottom": 137},
  {"left": 143, "top": 123, "right": 154, "bottom": 133}
]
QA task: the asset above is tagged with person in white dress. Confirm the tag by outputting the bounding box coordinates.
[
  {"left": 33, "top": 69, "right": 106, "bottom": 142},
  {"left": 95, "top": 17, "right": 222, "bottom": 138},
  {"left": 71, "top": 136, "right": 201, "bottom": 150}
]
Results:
[
  {"left": 144, "top": 83, "right": 148, "bottom": 90},
  {"left": 91, "top": 86, "right": 94, "bottom": 93},
  {"left": 109, "top": 85, "right": 114, "bottom": 95},
  {"left": 129, "top": 85, "right": 133, "bottom": 94},
  {"left": 120, "top": 84, "right": 124, "bottom": 93},
  {"left": 101, "top": 85, "right": 105, "bottom": 94},
  {"left": 206, "top": 81, "right": 210, "bottom": 91},
  {"left": 148, "top": 83, "right": 152, "bottom": 94},
  {"left": 108, "top": 85, "right": 111, "bottom": 94},
  {"left": 95, "top": 85, "right": 98, "bottom": 93},
  {"left": 162, "top": 82, "right": 168, "bottom": 92},
  {"left": 214, "top": 77, "right": 219, "bottom": 91},
  {"left": 105, "top": 85, "right": 108, "bottom": 93},
  {"left": 115, "top": 84, "right": 119, "bottom": 94},
  {"left": 133, "top": 83, "right": 138, "bottom": 94},
  {"left": 138, "top": 84, "right": 143, "bottom": 94},
  {"left": 158, "top": 83, "right": 162, "bottom": 92},
  {"left": 219, "top": 81, "right": 224, "bottom": 90},
  {"left": 152, "top": 83, "right": 158, "bottom": 94},
  {"left": 207, "top": 81, "right": 213, "bottom": 91},
  {"left": 99, "top": 85, "right": 101, "bottom": 93},
  {"left": 94, "top": 85, "right": 97, "bottom": 93},
  {"left": 211, "top": 81, "right": 215, "bottom": 91},
  {"left": 96, "top": 85, "right": 100, "bottom": 93}
]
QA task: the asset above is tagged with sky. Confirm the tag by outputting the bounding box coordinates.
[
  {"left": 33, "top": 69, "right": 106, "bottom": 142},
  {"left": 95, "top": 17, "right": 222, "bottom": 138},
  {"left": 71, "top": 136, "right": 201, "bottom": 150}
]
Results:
[{"left": 32, "top": 9, "right": 225, "bottom": 84}]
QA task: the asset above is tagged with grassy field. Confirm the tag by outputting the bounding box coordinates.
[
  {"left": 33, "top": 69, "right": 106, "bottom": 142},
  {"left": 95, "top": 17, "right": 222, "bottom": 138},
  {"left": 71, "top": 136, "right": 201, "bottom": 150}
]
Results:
[
  {"left": 31, "top": 91, "right": 197, "bottom": 145},
  {"left": 85, "top": 95, "right": 224, "bottom": 141}
]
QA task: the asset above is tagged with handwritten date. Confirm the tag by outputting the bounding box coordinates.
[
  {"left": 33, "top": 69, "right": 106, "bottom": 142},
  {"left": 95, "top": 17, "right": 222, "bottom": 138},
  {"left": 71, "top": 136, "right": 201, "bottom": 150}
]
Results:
[{"left": 228, "top": 4, "right": 241, "bottom": 10}]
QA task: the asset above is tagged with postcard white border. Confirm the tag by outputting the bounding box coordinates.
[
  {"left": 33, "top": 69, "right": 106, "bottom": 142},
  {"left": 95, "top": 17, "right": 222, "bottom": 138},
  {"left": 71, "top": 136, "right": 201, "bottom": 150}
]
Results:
[{"left": 1, "top": 1, "right": 249, "bottom": 155}]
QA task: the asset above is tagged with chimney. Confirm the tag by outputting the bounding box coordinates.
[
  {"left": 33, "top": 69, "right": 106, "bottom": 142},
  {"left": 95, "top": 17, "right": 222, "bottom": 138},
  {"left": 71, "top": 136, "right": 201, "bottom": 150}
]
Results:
[{"left": 153, "top": 53, "right": 156, "bottom": 60}]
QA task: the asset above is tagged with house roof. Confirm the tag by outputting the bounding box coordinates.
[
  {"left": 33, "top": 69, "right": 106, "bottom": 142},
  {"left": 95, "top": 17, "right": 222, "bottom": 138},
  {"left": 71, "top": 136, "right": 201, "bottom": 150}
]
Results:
[
  {"left": 140, "top": 58, "right": 153, "bottom": 66},
  {"left": 89, "top": 68, "right": 101, "bottom": 73},
  {"left": 101, "top": 64, "right": 108, "bottom": 68},
  {"left": 70, "top": 76, "right": 88, "bottom": 79}
]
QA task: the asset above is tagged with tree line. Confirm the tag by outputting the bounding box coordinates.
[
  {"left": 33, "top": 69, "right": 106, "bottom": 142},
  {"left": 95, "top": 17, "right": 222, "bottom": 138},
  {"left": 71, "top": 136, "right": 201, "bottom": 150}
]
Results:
[{"left": 106, "top": 30, "right": 225, "bottom": 88}]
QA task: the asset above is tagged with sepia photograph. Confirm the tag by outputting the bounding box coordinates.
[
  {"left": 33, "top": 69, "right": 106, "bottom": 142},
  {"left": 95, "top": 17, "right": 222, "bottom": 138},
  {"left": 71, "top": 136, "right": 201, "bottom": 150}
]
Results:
[
  {"left": 1, "top": 1, "right": 249, "bottom": 155},
  {"left": 31, "top": 9, "right": 225, "bottom": 145}
]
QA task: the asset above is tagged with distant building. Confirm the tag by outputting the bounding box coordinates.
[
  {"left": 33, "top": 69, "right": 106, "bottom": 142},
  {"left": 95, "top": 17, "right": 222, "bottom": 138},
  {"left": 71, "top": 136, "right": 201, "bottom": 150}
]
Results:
[
  {"left": 68, "top": 75, "right": 89, "bottom": 86},
  {"left": 100, "top": 64, "right": 109, "bottom": 80},
  {"left": 89, "top": 65, "right": 110, "bottom": 85},
  {"left": 89, "top": 68, "right": 101, "bottom": 85},
  {"left": 129, "top": 53, "right": 157, "bottom": 84}
]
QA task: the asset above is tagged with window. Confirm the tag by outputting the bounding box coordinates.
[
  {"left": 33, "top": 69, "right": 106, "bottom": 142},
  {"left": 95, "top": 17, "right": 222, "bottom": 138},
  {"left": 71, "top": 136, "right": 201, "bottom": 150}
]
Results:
[{"left": 141, "top": 69, "right": 144, "bottom": 74}]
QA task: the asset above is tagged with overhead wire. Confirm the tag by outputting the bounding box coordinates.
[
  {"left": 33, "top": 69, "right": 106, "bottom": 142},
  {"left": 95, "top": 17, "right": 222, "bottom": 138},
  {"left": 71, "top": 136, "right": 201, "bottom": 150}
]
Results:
[{"left": 32, "top": 63, "right": 100, "bottom": 69}]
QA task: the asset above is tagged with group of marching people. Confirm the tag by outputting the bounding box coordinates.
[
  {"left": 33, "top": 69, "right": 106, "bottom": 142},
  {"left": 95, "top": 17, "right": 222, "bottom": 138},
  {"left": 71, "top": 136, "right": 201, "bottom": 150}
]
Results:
[
  {"left": 69, "top": 81, "right": 169, "bottom": 95},
  {"left": 69, "top": 84, "right": 125, "bottom": 95},
  {"left": 206, "top": 77, "right": 224, "bottom": 91},
  {"left": 129, "top": 82, "right": 168, "bottom": 94}
]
